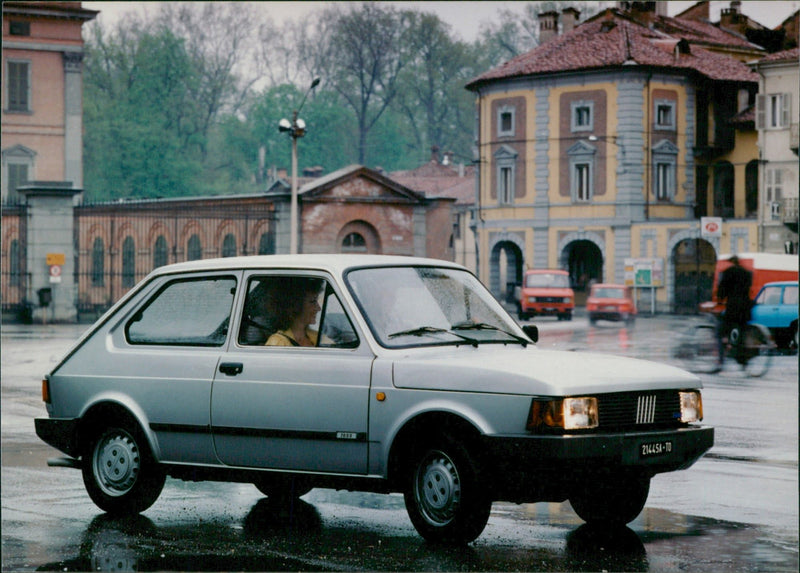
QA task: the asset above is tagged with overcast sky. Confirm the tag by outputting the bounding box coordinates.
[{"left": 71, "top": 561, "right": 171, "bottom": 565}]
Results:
[{"left": 84, "top": 1, "right": 800, "bottom": 41}]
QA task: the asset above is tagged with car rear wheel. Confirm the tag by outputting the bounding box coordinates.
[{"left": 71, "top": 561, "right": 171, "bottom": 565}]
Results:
[
  {"left": 82, "top": 422, "right": 165, "bottom": 514},
  {"left": 403, "top": 436, "right": 491, "bottom": 544},
  {"left": 569, "top": 475, "right": 650, "bottom": 525}
]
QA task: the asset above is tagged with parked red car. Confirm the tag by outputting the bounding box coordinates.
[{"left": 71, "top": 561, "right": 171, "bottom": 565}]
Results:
[{"left": 587, "top": 283, "right": 636, "bottom": 325}]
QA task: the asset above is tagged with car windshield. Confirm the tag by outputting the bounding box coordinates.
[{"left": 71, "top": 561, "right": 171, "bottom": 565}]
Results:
[
  {"left": 593, "top": 288, "right": 625, "bottom": 299},
  {"left": 525, "top": 273, "right": 569, "bottom": 288},
  {"left": 346, "top": 266, "right": 526, "bottom": 348}
]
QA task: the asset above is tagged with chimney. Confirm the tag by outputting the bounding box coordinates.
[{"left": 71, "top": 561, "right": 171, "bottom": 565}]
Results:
[
  {"left": 561, "top": 7, "right": 581, "bottom": 34},
  {"left": 538, "top": 11, "right": 559, "bottom": 44},
  {"left": 720, "top": 1, "right": 746, "bottom": 34},
  {"left": 617, "top": 1, "right": 664, "bottom": 24},
  {"left": 443, "top": 151, "right": 453, "bottom": 166},
  {"left": 430, "top": 145, "right": 440, "bottom": 163}
]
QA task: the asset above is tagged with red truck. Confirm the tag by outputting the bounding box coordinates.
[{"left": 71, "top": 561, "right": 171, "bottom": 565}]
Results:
[{"left": 700, "top": 252, "right": 799, "bottom": 314}]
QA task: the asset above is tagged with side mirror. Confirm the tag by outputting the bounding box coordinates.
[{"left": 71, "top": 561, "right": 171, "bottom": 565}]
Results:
[{"left": 522, "top": 324, "right": 538, "bottom": 344}]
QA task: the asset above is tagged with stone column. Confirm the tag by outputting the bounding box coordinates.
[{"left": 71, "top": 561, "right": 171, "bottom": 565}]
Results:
[
  {"left": 63, "top": 51, "right": 85, "bottom": 198},
  {"left": 19, "top": 182, "right": 81, "bottom": 323}
]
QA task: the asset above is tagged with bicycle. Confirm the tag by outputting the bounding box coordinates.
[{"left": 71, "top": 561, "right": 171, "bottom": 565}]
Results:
[{"left": 673, "top": 316, "right": 775, "bottom": 377}]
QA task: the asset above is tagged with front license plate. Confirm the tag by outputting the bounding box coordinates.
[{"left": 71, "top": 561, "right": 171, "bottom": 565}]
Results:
[{"left": 640, "top": 440, "right": 673, "bottom": 458}]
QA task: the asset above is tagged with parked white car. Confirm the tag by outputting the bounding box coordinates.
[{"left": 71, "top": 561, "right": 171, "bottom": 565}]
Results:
[{"left": 36, "top": 255, "right": 713, "bottom": 543}]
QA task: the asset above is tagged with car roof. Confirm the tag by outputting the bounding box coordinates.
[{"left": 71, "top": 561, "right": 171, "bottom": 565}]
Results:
[
  {"left": 148, "top": 254, "right": 466, "bottom": 278},
  {"left": 761, "top": 280, "right": 798, "bottom": 287}
]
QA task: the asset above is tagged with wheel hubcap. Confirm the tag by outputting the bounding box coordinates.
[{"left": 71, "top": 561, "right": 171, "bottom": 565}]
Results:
[
  {"left": 415, "top": 450, "right": 460, "bottom": 526},
  {"left": 93, "top": 431, "right": 140, "bottom": 496}
]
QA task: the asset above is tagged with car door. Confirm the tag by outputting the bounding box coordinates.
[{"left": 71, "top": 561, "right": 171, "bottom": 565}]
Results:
[
  {"left": 752, "top": 284, "right": 784, "bottom": 329},
  {"left": 210, "top": 272, "right": 373, "bottom": 474}
]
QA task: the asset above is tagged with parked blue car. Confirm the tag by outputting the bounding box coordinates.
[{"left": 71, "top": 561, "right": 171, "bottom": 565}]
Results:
[{"left": 751, "top": 281, "right": 798, "bottom": 349}]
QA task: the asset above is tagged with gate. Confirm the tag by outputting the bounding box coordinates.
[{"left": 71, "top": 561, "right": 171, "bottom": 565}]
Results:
[
  {"left": 74, "top": 198, "right": 276, "bottom": 319},
  {"left": 1, "top": 201, "right": 30, "bottom": 320}
]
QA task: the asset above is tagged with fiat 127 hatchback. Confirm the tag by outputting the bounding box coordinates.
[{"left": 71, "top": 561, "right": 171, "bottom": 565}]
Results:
[{"left": 36, "top": 255, "right": 713, "bottom": 544}]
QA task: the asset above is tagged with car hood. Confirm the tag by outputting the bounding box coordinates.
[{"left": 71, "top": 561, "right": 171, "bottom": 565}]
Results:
[
  {"left": 392, "top": 346, "right": 699, "bottom": 396},
  {"left": 521, "top": 287, "right": 573, "bottom": 296}
]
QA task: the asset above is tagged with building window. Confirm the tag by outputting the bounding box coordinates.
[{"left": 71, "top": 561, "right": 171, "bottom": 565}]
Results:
[
  {"left": 571, "top": 101, "right": 593, "bottom": 132},
  {"left": 9, "top": 21, "right": 30, "bottom": 36},
  {"left": 187, "top": 234, "right": 202, "bottom": 261},
  {"left": 713, "top": 161, "right": 735, "bottom": 218},
  {"left": 91, "top": 238, "right": 105, "bottom": 287},
  {"left": 651, "top": 140, "right": 678, "bottom": 202},
  {"left": 765, "top": 169, "right": 783, "bottom": 221},
  {"left": 498, "top": 106, "right": 515, "bottom": 137},
  {"left": 258, "top": 233, "right": 275, "bottom": 255},
  {"left": 6, "top": 163, "right": 28, "bottom": 200},
  {"left": 222, "top": 233, "right": 236, "bottom": 257},
  {"left": 9, "top": 239, "right": 20, "bottom": 286},
  {"left": 655, "top": 163, "right": 672, "bottom": 201},
  {"left": 494, "top": 144, "right": 518, "bottom": 205},
  {"left": 2, "top": 144, "right": 35, "bottom": 204},
  {"left": 655, "top": 100, "right": 676, "bottom": 130},
  {"left": 757, "top": 94, "right": 790, "bottom": 129},
  {"left": 574, "top": 163, "right": 592, "bottom": 201},
  {"left": 122, "top": 236, "right": 135, "bottom": 288},
  {"left": 6, "top": 60, "right": 31, "bottom": 113},
  {"left": 342, "top": 232, "right": 367, "bottom": 252},
  {"left": 153, "top": 235, "right": 168, "bottom": 269},
  {"left": 745, "top": 160, "right": 758, "bottom": 218},
  {"left": 567, "top": 140, "right": 596, "bottom": 202}
]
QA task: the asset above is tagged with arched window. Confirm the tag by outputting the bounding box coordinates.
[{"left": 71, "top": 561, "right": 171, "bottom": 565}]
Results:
[
  {"left": 745, "top": 160, "right": 759, "bottom": 218},
  {"left": 342, "top": 232, "right": 367, "bottom": 252},
  {"left": 122, "top": 236, "right": 135, "bottom": 288},
  {"left": 222, "top": 233, "right": 237, "bottom": 257},
  {"left": 9, "top": 239, "right": 20, "bottom": 286},
  {"left": 153, "top": 235, "right": 168, "bottom": 269},
  {"left": 258, "top": 233, "right": 274, "bottom": 255},
  {"left": 187, "top": 234, "right": 202, "bottom": 261},
  {"left": 91, "top": 238, "right": 105, "bottom": 286}
]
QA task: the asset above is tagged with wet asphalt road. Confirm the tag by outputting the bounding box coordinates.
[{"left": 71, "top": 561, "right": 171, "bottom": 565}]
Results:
[{"left": 2, "top": 317, "right": 797, "bottom": 572}]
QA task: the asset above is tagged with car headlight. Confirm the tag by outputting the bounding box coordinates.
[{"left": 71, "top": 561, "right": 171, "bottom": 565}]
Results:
[
  {"left": 563, "top": 297, "right": 571, "bottom": 303},
  {"left": 679, "top": 391, "right": 703, "bottom": 423},
  {"left": 527, "top": 397, "right": 599, "bottom": 431}
]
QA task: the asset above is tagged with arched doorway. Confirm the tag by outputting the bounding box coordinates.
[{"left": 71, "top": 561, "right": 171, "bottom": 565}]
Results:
[
  {"left": 672, "top": 238, "right": 716, "bottom": 314},
  {"left": 489, "top": 240, "right": 523, "bottom": 303},
  {"left": 563, "top": 240, "right": 603, "bottom": 304}
]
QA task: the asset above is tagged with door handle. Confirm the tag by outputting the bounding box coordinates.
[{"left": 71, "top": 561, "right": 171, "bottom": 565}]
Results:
[{"left": 219, "top": 362, "right": 243, "bottom": 376}]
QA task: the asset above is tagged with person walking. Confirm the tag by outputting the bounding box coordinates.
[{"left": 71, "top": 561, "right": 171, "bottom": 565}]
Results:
[{"left": 716, "top": 256, "right": 753, "bottom": 365}]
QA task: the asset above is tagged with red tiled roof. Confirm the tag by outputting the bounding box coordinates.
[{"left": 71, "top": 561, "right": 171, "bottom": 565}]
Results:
[
  {"left": 467, "top": 9, "right": 759, "bottom": 89},
  {"left": 758, "top": 47, "right": 800, "bottom": 63},
  {"left": 390, "top": 175, "right": 474, "bottom": 206}
]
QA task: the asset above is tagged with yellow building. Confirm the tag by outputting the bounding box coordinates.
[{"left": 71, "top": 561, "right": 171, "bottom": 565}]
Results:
[{"left": 466, "top": 3, "right": 763, "bottom": 313}]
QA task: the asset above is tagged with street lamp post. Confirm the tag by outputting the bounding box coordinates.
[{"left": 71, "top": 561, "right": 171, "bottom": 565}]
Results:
[{"left": 279, "top": 77, "right": 320, "bottom": 255}]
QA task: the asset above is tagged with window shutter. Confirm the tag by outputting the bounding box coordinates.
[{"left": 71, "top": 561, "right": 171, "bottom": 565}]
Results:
[
  {"left": 755, "top": 94, "right": 765, "bottom": 130},
  {"left": 780, "top": 94, "right": 791, "bottom": 128}
]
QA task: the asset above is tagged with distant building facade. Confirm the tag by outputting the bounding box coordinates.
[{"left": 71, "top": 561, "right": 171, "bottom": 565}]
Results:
[{"left": 465, "top": 1, "right": 771, "bottom": 313}]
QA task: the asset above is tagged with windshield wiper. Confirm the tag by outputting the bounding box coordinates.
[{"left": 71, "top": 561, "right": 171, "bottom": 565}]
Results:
[
  {"left": 450, "top": 321, "right": 529, "bottom": 347},
  {"left": 388, "top": 326, "right": 479, "bottom": 347}
]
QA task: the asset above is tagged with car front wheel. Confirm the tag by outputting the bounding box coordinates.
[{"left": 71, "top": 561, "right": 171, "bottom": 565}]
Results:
[
  {"left": 569, "top": 474, "right": 650, "bottom": 525},
  {"left": 403, "top": 436, "right": 491, "bottom": 544},
  {"left": 82, "top": 423, "right": 165, "bottom": 514}
]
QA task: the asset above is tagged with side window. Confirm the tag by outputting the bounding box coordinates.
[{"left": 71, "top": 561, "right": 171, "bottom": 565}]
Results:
[
  {"left": 238, "top": 275, "right": 358, "bottom": 348},
  {"left": 783, "top": 286, "right": 798, "bottom": 305},
  {"left": 126, "top": 276, "right": 236, "bottom": 346},
  {"left": 757, "top": 286, "right": 781, "bottom": 305}
]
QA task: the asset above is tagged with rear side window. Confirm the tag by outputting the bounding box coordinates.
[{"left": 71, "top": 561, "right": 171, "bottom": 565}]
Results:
[
  {"left": 126, "top": 276, "right": 237, "bottom": 346},
  {"left": 783, "top": 286, "right": 798, "bottom": 305}
]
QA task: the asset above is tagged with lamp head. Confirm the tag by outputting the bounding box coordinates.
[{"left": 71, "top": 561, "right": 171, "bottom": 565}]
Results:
[{"left": 278, "top": 118, "right": 292, "bottom": 133}]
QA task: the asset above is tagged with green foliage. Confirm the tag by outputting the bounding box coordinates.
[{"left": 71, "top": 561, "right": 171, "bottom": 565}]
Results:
[{"left": 83, "top": 2, "right": 595, "bottom": 200}]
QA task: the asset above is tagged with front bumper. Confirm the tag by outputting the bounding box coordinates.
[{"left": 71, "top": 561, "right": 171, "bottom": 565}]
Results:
[{"left": 481, "top": 425, "right": 714, "bottom": 501}]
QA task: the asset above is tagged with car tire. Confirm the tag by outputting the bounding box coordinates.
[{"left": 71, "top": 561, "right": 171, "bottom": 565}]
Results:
[
  {"left": 569, "top": 474, "right": 649, "bottom": 525},
  {"left": 254, "top": 476, "right": 312, "bottom": 500},
  {"left": 82, "top": 421, "right": 165, "bottom": 515},
  {"left": 403, "top": 435, "right": 491, "bottom": 544}
]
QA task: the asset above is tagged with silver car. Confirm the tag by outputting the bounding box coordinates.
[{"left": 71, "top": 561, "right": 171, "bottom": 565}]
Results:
[{"left": 36, "top": 255, "right": 713, "bottom": 543}]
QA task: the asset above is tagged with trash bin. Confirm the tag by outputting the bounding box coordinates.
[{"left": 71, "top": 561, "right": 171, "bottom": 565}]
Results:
[{"left": 37, "top": 287, "right": 52, "bottom": 308}]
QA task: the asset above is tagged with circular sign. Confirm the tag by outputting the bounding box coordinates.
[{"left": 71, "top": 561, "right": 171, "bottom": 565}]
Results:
[
  {"left": 49, "top": 265, "right": 62, "bottom": 277},
  {"left": 704, "top": 221, "right": 719, "bottom": 233}
]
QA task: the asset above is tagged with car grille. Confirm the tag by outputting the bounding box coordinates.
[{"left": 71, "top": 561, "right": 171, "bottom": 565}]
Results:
[
  {"left": 536, "top": 296, "right": 563, "bottom": 303},
  {"left": 597, "top": 391, "right": 681, "bottom": 430}
]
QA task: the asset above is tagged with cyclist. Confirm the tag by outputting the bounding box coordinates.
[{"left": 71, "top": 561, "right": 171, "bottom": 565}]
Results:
[{"left": 715, "top": 256, "right": 753, "bottom": 366}]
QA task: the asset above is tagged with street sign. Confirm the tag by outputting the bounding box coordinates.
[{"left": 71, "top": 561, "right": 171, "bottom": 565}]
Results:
[
  {"left": 701, "top": 217, "right": 722, "bottom": 238},
  {"left": 46, "top": 253, "right": 66, "bottom": 266},
  {"left": 49, "top": 264, "right": 62, "bottom": 284}
]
